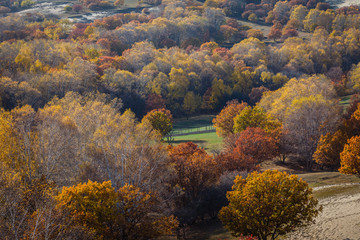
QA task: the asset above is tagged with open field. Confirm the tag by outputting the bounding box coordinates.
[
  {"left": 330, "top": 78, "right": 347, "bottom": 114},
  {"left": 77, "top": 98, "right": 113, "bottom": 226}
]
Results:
[
  {"left": 340, "top": 94, "right": 353, "bottom": 112},
  {"left": 298, "top": 171, "right": 360, "bottom": 188},
  {"left": 170, "top": 131, "right": 222, "bottom": 152},
  {"left": 287, "top": 184, "right": 360, "bottom": 240},
  {"left": 169, "top": 115, "right": 222, "bottom": 152}
]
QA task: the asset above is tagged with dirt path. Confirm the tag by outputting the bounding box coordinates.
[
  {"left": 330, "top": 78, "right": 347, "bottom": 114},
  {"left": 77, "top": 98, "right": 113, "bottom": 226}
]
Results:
[{"left": 287, "top": 185, "right": 360, "bottom": 240}]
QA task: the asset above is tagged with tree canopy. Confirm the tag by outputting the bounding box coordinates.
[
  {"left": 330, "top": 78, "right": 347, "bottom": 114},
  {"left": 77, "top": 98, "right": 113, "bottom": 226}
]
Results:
[{"left": 219, "top": 170, "right": 321, "bottom": 240}]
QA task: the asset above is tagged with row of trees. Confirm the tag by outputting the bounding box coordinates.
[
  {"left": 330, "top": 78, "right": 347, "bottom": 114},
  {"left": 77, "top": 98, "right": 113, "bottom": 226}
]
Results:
[
  {"left": 2, "top": 0, "right": 360, "bottom": 118},
  {"left": 2, "top": 28, "right": 360, "bottom": 116}
]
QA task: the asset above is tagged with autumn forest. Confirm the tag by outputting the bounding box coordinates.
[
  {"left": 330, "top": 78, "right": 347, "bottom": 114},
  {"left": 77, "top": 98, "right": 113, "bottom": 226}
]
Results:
[{"left": 1, "top": 0, "right": 360, "bottom": 239}]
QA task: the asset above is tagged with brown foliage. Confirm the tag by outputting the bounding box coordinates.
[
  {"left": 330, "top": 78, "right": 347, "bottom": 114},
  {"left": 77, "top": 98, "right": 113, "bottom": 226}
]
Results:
[
  {"left": 219, "top": 127, "right": 279, "bottom": 171},
  {"left": 268, "top": 22, "right": 282, "bottom": 41},
  {"left": 168, "top": 142, "right": 220, "bottom": 201},
  {"left": 145, "top": 93, "right": 166, "bottom": 113},
  {"left": 282, "top": 28, "right": 298, "bottom": 39},
  {"left": 248, "top": 86, "right": 269, "bottom": 104}
]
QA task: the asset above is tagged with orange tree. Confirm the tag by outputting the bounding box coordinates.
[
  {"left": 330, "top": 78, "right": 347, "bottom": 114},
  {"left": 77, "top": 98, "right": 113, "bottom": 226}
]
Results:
[
  {"left": 314, "top": 101, "right": 360, "bottom": 170},
  {"left": 56, "top": 180, "right": 178, "bottom": 240},
  {"left": 219, "top": 170, "right": 321, "bottom": 240},
  {"left": 339, "top": 136, "right": 360, "bottom": 177},
  {"left": 218, "top": 127, "right": 279, "bottom": 172},
  {"left": 313, "top": 130, "right": 348, "bottom": 170},
  {"left": 168, "top": 142, "right": 220, "bottom": 201}
]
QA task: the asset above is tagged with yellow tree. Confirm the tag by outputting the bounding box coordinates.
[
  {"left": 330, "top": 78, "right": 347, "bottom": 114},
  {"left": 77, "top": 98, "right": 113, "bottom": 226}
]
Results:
[
  {"left": 56, "top": 180, "right": 178, "bottom": 240},
  {"left": 35, "top": 104, "right": 79, "bottom": 186},
  {"left": 0, "top": 109, "right": 21, "bottom": 171},
  {"left": 142, "top": 108, "right": 173, "bottom": 137},
  {"left": 233, "top": 106, "right": 281, "bottom": 134},
  {"left": 258, "top": 75, "right": 337, "bottom": 122},
  {"left": 182, "top": 91, "right": 201, "bottom": 117},
  {"left": 219, "top": 170, "right": 321, "bottom": 240}
]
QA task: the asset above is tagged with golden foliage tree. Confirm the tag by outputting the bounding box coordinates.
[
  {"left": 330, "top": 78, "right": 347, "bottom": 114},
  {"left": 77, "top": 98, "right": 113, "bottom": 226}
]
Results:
[
  {"left": 313, "top": 130, "right": 348, "bottom": 169},
  {"left": 233, "top": 106, "right": 281, "bottom": 134},
  {"left": 219, "top": 170, "right": 321, "bottom": 240},
  {"left": 339, "top": 136, "right": 360, "bottom": 177},
  {"left": 284, "top": 94, "right": 341, "bottom": 169},
  {"left": 56, "top": 180, "right": 178, "bottom": 240},
  {"left": 142, "top": 108, "right": 173, "bottom": 137}
]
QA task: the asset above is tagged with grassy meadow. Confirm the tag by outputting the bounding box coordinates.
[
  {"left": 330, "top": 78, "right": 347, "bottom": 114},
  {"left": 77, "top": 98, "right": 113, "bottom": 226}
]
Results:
[{"left": 169, "top": 115, "right": 223, "bottom": 152}]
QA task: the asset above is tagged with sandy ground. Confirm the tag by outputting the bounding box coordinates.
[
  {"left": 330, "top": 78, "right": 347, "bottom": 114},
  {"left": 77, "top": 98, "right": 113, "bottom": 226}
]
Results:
[
  {"left": 326, "top": 0, "right": 360, "bottom": 8},
  {"left": 287, "top": 185, "right": 360, "bottom": 240}
]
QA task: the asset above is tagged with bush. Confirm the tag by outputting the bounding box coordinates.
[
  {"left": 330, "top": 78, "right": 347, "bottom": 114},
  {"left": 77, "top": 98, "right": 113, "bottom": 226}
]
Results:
[
  {"left": 72, "top": 4, "right": 83, "bottom": 12},
  {"left": 0, "top": 6, "right": 11, "bottom": 13},
  {"left": 64, "top": 5, "right": 72, "bottom": 12},
  {"left": 20, "top": 0, "right": 35, "bottom": 8},
  {"left": 248, "top": 13, "right": 258, "bottom": 22}
]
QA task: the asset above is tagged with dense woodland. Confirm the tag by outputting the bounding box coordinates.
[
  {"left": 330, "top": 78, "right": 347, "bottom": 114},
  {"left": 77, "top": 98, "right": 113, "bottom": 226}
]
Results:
[{"left": 1, "top": 0, "right": 360, "bottom": 239}]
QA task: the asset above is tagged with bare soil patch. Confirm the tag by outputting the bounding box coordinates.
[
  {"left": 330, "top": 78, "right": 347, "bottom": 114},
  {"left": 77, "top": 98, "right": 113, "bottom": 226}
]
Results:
[{"left": 287, "top": 189, "right": 360, "bottom": 240}]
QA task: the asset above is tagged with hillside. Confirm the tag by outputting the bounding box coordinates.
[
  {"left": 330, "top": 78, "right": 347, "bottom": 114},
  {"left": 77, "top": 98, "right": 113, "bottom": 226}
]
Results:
[{"left": 2, "top": 0, "right": 360, "bottom": 239}]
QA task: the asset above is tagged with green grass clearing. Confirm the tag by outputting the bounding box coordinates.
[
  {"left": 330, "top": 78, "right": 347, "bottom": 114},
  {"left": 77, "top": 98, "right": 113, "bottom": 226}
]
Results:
[
  {"left": 170, "top": 131, "right": 222, "bottom": 152},
  {"left": 340, "top": 94, "right": 353, "bottom": 112},
  {"left": 169, "top": 115, "right": 222, "bottom": 152}
]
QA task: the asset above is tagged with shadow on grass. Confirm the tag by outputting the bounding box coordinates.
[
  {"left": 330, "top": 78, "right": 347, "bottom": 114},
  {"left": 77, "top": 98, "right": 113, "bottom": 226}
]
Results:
[
  {"left": 170, "top": 140, "right": 207, "bottom": 145},
  {"left": 184, "top": 219, "right": 235, "bottom": 240}
]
